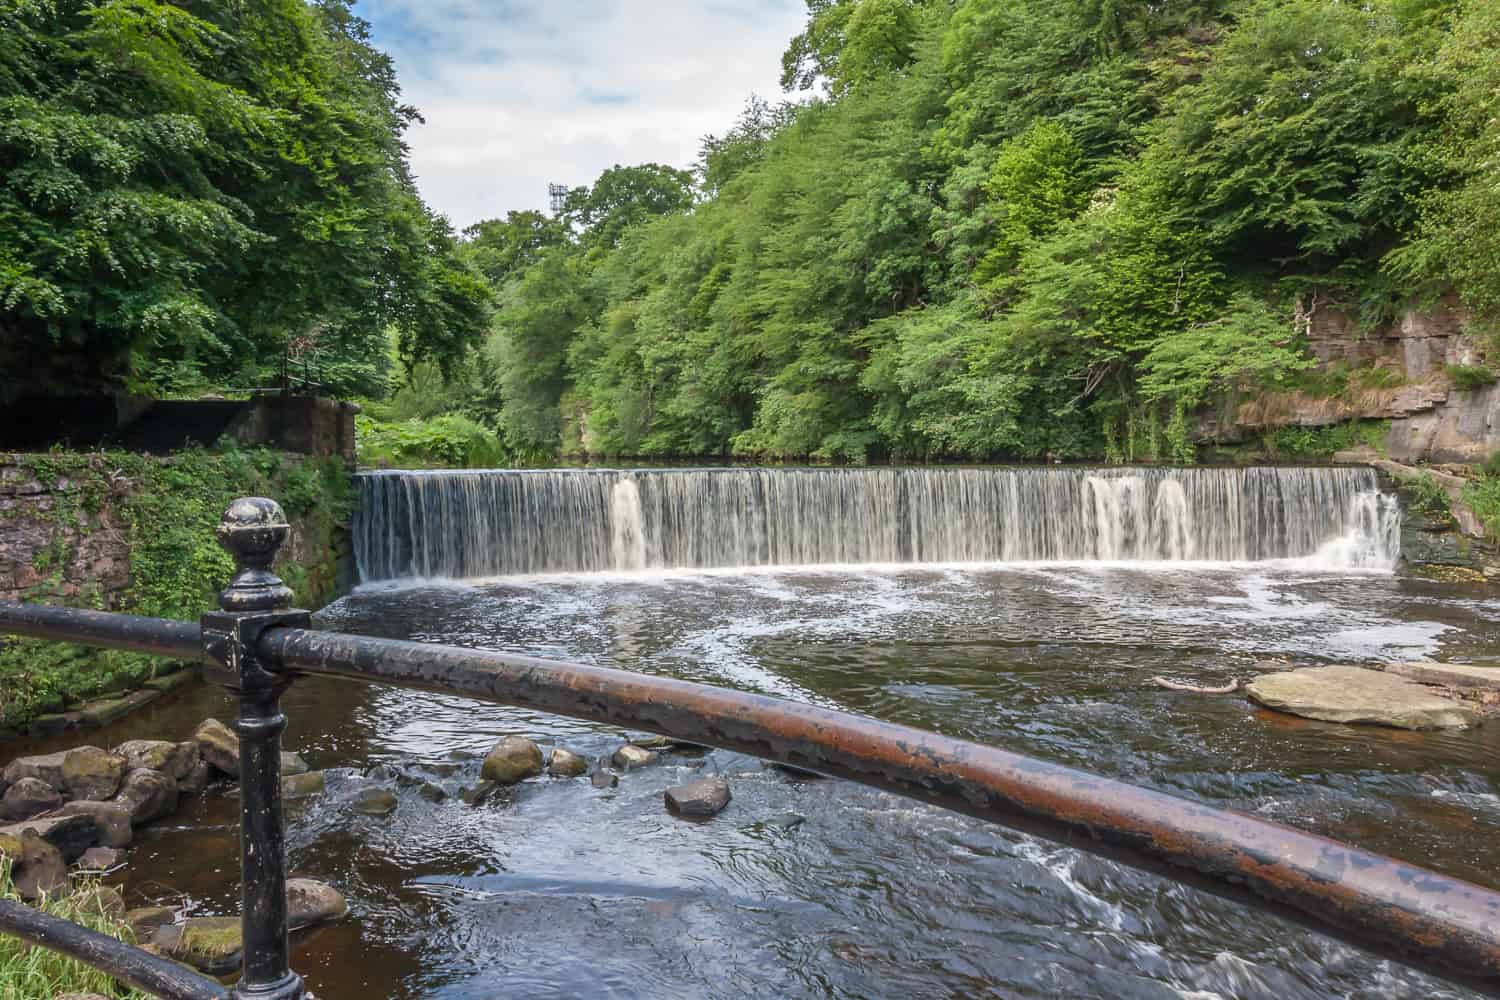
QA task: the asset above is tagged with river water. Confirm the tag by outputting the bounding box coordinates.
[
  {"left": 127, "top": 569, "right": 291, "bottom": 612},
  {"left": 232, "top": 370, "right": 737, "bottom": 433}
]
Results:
[{"left": 26, "top": 561, "right": 1500, "bottom": 999}]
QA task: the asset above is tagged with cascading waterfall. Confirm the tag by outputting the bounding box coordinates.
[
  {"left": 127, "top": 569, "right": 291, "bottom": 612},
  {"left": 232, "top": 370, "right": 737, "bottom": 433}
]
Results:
[{"left": 352, "top": 466, "right": 1402, "bottom": 583}]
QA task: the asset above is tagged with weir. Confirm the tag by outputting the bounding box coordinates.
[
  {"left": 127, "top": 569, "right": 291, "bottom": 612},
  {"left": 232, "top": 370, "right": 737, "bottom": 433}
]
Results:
[{"left": 352, "top": 465, "right": 1402, "bottom": 582}]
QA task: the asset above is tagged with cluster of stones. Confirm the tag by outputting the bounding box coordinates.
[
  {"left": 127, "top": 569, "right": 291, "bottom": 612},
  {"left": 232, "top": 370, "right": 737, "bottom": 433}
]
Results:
[
  {"left": 433, "top": 734, "right": 733, "bottom": 818},
  {"left": 0, "top": 716, "right": 346, "bottom": 976}
]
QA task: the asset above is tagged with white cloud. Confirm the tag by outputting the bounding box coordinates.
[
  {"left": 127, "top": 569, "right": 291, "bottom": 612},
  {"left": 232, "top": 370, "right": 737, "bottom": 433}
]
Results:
[{"left": 355, "top": 0, "right": 807, "bottom": 228}]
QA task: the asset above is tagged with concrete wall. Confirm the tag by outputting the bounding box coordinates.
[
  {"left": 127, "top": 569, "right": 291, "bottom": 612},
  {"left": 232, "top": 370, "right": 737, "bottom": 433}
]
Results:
[{"left": 0, "top": 395, "right": 358, "bottom": 465}]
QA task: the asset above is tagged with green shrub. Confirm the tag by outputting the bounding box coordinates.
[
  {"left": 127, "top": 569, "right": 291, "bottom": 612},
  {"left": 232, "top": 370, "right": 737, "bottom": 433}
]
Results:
[
  {"left": 355, "top": 415, "right": 508, "bottom": 469},
  {"left": 1264, "top": 420, "right": 1388, "bottom": 459},
  {"left": 1447, "top": 364, "right": 1499, "bottom": 391},
  {"left": 1404, "top": 472, "right": 1454, "bottom": 520},
  {"left": 0, "top": 861, "right": 151, "bottom": 999},
  {"left": 1463, "top": 475, "right": 1500, "bottom": 539},
  {"left": 1352, "top": 366, "right": 1406, "bottom": 390}
]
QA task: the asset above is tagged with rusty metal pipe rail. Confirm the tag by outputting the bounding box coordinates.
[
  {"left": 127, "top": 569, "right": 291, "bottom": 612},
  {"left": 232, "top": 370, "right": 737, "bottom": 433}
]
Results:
[
  {"left": 0, "top": 899, "right": 229, "bottom": 1000},
  {"left": 259, "top": 625, "right": 1500, "bottom": 994},
  {"left": 0, "top": 602, "right": 206, "bottom": 661}
]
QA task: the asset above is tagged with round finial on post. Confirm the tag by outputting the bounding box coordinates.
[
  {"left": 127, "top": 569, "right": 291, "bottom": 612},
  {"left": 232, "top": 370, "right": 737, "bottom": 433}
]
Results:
[{"left": 216, "top": 497, "right": 294, "bottom": 612}]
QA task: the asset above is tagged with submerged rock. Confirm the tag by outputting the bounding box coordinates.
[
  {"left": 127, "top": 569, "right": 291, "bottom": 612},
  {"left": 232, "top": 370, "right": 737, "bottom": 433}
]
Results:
[
  {"left": 417, "top": 782, "right": 447, "bottom": 803},
  {"left": 113, "top": 768, "right": 179, "bottom": 825},
  {"left": 547, "top": 748, "right": 589, "bottom": 778},
  {"left": 127, "top": 905, "right": 177, "bottom": 939},
  {"left": 1247, "top": 666, "right": 1481, "bottom": 730},
  {"left": 460, "top": 781, "right": 500, "bottom": 806},
  {"left": 664, "top": 778, "right": 731, "bottom": 818},
  {"left": 194, "top": 719, "right": 240, "bottom": 775},
  {"left": 611, "top": 744, "right": 659, "bottom": 770},
  {"left": 282, "top": 771, "right": 327, "bottom": 799},
  {"left": 76, "top": 846, "right": 123, "bottom": 872},
  {"left": 590, "top": 770, "right": 619, "bottom": 789},
  {"left": 352, "top": 788, "right": 398, "bottom": 816},
  {"left": 1, "top": 777, "right": 62, "bottom": 821},
  {"left": 281, "top": 752, "right": 311, "bottom": 776},
  {"left": 482, "top": 736, "right": 544, "bottom": 784}
]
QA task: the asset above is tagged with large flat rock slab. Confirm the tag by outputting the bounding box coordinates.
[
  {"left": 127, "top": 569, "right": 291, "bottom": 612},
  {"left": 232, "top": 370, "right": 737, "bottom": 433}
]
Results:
[
  {"left": 1388, "top": 661, "right": 1500, "bottom": 691},
  {"left": 1246, "top": 666, "right": 1481, "bottom": 730}
]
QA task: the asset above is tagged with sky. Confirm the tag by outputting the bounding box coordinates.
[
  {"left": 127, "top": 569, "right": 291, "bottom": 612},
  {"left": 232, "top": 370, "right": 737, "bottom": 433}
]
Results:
[{"left": 354, "top": 0, "right": 808, "bottom": 230}]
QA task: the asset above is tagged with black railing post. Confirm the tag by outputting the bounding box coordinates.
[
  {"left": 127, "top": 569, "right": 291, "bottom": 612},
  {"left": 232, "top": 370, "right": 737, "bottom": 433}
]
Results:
[{"left": 200, "top": 498, "right": 309, "bottom": 1000}]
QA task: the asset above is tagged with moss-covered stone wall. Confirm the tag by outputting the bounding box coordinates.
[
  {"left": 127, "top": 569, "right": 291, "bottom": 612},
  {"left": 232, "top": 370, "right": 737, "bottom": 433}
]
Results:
[{"left": 0, "top": 446, "right": 352, "bottom": 729}]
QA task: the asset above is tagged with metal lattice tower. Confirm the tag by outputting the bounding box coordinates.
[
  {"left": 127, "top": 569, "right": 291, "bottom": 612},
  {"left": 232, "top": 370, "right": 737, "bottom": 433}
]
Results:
[{"left": 548, "top": 183, "right": 568, "bottom": 215}]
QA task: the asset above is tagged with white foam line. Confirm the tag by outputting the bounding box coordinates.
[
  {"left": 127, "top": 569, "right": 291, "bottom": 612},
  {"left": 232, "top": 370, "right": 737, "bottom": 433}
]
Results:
[{"left": 354, "top": 557, "right": 1396, "bottom": 591}]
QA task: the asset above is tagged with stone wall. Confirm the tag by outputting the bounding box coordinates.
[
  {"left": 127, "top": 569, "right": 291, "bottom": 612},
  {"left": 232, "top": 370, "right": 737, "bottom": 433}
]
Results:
[
  {"left": 1202, "top": 296, "right": 1500, "bottom": 464},
  {"left": 0, "top": 453, "right": 348, "bottom": 608},
  {"left": 0, "top": 460, "right": 131, "bottom": 605}
]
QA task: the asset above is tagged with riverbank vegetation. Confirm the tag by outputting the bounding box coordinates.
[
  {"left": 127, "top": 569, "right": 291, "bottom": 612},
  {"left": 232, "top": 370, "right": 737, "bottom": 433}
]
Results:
[
  {"left": 393, "top": 0, "right": 1498, "bottom": 467},
  {"left": 0, "top": 447, "right": 350, "bottom": 729},
  {"left": 0, "top": 863, "right": 147, "bottom": 999}
]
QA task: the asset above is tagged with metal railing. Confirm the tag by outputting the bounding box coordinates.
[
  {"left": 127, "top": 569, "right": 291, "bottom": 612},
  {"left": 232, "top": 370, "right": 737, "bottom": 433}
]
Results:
[{"left": 2, "top": 496, "right": 1500, "bottom": 998}]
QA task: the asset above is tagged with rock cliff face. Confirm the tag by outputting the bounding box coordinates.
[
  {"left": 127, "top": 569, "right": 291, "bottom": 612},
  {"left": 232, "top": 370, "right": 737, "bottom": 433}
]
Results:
[{"left": 1202, "top": 296, "right": 1500, "bottom": 464}]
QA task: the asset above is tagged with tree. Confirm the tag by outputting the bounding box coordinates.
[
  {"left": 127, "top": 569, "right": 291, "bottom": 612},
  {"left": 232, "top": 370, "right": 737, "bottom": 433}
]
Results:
[
  {"left": 561, "top": 163, "right": 696, "bottom": 251},
  {"left": 0, "top": 0, "right": 489, "bottom": 396}
]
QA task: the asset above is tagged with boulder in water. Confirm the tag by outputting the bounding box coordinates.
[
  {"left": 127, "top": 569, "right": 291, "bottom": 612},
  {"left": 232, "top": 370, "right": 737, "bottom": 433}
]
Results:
[
  {"left": 1, "top": 777, "right": 62, "bottom": 821},
  {"left": 194, "top": 719, "right": 240, "bottom": 775},
  {"left": 611, "top": 744, "right": 659, "bottom": 770},
  {"left": 590, "top": 770, "right": 619, "bottom": 789},
  {"left": 153, "top": 916, "right": 243, "bottom": 975},
  {"left": 664, "top": 778, "right": 731, "bottom": 818},
  {"left": 1247, "top": 666, "right": 1481, "bottom": 730},
  {"left": 178, "top": 761, "right": 212, "bottom": 796},
  {"left": 2, "top": 751, "right": 67, "bottom": 790},
  {"left": 113, "top": 768, "right": 179, "bottom": 825},
  {"left": 482, "top": 736, "right": 544, "bottom": 784},
  {"left": 53, "top": 801, "right": 133, "bottom": 847},
  {"left": 286, "top": 877, "right": 348, "bottom": 929},
  {"left": 281, "top": 751, "right": 311, "bottom": 776},
  {"left": 60, "top": 747, "right": 127, "bottom": 801},
  {"left": 10, "top": 831, "right": 68, "bottom": 900},
  {"left": 547, "top": 748, "right": 589, "bottom": 778},
  {"left": 112, "top": 740, "right": 198, "bottom": 782},
  {"left": 0, "top": 812, "right": 99, "bottom": 861}
]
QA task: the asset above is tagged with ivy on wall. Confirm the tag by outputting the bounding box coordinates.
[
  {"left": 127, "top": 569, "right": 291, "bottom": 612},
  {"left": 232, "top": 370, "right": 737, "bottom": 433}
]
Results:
[{"left": 0, "top": 445, "right": 351, "bottom": 729}]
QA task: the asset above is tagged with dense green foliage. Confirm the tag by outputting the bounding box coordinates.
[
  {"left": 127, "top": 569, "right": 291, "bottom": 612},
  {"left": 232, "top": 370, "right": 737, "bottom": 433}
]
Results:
[
  {"left": 0, "top": 0, "right": 489, "bottom": 397},
  {"left": 413, "top": 0, "right": 1499, "bottom": 464},
  {"left": 0, "top": 446, "right": 350, "bottom": 727},
  {"left": 0, "top": 863, "right": 149, "bottom": 999},
  {"left": 355, "top": 413, "right": 506, "bottom": 469}
]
